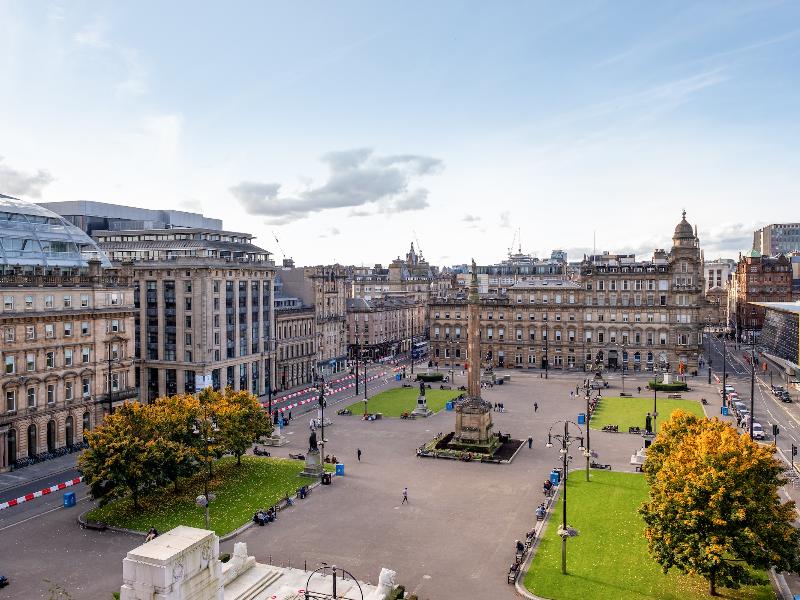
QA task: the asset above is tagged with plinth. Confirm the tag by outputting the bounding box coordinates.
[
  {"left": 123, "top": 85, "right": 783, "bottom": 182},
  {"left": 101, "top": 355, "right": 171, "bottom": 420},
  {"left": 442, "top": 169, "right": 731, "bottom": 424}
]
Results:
[
  {"left": 411, "top": 395, "right": 432, "bottom": 417},
  {"left": 300, "top": 449, "right": 324, "bottom": 478}
]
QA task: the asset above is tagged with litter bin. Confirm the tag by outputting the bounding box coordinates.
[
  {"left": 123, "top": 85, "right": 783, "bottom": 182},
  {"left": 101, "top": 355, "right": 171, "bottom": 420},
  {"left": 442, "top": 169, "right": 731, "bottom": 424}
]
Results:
[
  {"left": 446, "top": 401, "right": 454, "bottom": 411},
  {"left": 63, "top": 491, "right": 76, "bottom": 508},
  {"left": 395, "top": 373, "right": 401, "bottom": 381},
  {"left": 335, "top": 463, "right": 345, "bottom": 476},
  {"left": 550, "top": 470, "right": 560, "bottom": 486},
  {"left": 321, "top": 473, "right": 332, "bottom": 485},
  {"left": 721, "top": 406, "right": 729, "bottom": 416},
  {"left": 577, "top": 412, "right": 586, "bottom": 425}
]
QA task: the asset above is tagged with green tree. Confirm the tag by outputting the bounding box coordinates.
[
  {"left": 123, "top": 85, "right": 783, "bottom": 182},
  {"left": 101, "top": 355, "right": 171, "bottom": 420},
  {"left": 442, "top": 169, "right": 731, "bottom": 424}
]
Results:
[
  {"left": 149, "top": 394, "right": 202, "bottom": 490},
  {"left": 640, "top": 412, "right": 800, "bottom": 595},
  {"left": 216, "top": 388, "right": 272, "bottom": 465},
  {"left": 79, "top": 402, "right": 161, "bottom": 509}
]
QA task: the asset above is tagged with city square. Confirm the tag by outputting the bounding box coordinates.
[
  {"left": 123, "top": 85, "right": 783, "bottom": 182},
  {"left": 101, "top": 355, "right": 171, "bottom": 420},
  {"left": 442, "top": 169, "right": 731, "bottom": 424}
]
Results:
[{"left": 3, "top": 3, "right": 800, "bottom": 599}]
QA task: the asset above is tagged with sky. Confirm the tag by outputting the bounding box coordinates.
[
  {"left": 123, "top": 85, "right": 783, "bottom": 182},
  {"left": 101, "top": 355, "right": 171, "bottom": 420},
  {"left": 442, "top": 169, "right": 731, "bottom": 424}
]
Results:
[{"left": 1, "top": 1, "right": 799, "bottom": 267}]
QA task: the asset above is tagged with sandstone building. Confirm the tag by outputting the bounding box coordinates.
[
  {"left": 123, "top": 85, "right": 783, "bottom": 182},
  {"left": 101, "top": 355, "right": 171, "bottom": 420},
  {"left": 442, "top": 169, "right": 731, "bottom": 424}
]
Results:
[
  {"left": 1, "top": 196, "right": 135, "bottom": 471},
  {"left": 429, "top": 213, "right": 707, "bottom": 374}
]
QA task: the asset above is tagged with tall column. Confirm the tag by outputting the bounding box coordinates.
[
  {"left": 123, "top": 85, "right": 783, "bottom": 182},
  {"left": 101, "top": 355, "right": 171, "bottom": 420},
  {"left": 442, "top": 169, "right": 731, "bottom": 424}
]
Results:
[
  {"left": 468, "top": 259, "right": 481, "bottom": 399},
  {"left": 0, "top": 425, "right": 8, "bottom": 472}
]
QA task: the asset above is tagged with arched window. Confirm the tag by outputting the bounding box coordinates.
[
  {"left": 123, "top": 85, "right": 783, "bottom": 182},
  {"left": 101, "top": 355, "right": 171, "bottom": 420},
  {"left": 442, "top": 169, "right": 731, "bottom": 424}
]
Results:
[
  {"left": 27, "top": 423, "right": 37, "bottom": 458},
  {"left": 82, "top": 412, "right": 91, "bottom": 439}
]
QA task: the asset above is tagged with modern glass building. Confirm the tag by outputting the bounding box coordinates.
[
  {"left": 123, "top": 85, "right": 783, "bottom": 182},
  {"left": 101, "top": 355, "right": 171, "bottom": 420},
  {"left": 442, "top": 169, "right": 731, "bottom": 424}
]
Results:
[
  {"left": 752, "top": 302, "right": 800, "bottom": 385},
  {"left": 1, "top": 194, "right": 111, "bottom": 270}
]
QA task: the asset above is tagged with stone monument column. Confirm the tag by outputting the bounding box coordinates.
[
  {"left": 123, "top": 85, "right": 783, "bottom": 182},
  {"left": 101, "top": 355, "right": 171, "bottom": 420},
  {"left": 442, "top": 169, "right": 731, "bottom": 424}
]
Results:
[{"left": 468, "top": 259, "right": 481, "bottom": 398}]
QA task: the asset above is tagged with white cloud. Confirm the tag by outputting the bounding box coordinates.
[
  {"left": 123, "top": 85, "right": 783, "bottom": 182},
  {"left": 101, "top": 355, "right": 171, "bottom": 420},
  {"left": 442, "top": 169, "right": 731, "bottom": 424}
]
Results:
[
  {"left": 231, "top": 148, "right": 443, "bottom": 223},
  {"left": 0, "top": 158, "right": 54, "bottom": 198},
  {"left": 74, "top": 18, "right": 148, "bottom": 95}
]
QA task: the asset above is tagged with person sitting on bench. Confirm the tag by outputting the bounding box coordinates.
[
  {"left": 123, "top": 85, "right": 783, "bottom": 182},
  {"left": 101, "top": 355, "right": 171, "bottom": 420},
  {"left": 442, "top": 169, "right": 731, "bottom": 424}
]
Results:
[
  {"left": 266, "top": 506, "right": 276, "bottom": 522},
  {"left": 253, "top": 508, "right": 267, "bottom": 526},
  {"left": 298, "top": 486, "right": 307, "bottom": 499},
  {"left": 515, "top": 539, "right": 525, "bottom": 554},
  {"left": 536, "top": 503, "right": 546, "bottom": 520}
]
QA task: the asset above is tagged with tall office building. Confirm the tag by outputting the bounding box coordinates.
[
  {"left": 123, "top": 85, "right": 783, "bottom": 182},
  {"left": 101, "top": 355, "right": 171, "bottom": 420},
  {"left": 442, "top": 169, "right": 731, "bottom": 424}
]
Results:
[
  {"left": 753, "top": 224, "right": 800, "bottom": 256},
  {"left": 93, "top": 227, "right": 276, "bottom": 402}
]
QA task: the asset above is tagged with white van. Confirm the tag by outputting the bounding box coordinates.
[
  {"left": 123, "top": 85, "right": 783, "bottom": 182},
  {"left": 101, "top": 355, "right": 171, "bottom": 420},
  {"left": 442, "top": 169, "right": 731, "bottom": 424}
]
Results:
[{"left": 751, "top": 422, "right": 765, "bottom": 440}]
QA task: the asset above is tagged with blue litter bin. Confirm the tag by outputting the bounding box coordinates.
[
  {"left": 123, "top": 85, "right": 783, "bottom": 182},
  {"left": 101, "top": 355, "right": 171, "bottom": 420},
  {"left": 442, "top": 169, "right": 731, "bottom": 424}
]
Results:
[
  {"left": 395, "top": 373, "right": 401, "bottom": 381},
  {"left": 550, "top": 470, "right": 560, "bottom": 486},
  {"left": 446, "top": 401, "right": 454, "bottom": 411},
  {"left": 335, "top": 463, "right": 344, "bottom": 476},
  {"left": 721, "top": 406, "right": 729, "bottom": 416},
  {"left": 63, "top": 491, "right": 76, "bottom": 508},
  {"left": 577, "top": 412, "right": 586, "bottom": 425}
]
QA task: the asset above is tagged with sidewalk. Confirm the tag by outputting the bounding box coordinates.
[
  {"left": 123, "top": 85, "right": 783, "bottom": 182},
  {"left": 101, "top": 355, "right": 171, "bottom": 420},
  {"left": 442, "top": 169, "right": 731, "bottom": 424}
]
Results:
[{"left": 0, "top": 452, "right": 79, "bottom": 493}]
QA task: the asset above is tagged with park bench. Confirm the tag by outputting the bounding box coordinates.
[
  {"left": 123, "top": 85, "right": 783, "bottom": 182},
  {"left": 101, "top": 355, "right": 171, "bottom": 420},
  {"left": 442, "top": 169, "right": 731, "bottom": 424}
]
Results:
[
  {"left": 507, "top": 566, "right": 519, "bottom": 584},
  {"left": 668, "top": 393, "right": 682, "bottom": 399},
  {"left": 628, "top": 426, "right": 641, "bottom": 434},
  {"left": 288, "top": 452, "right": 305, "bottom": 460},
  {"left": 80, "top": 520, "right": 107, "bottom": 532}
]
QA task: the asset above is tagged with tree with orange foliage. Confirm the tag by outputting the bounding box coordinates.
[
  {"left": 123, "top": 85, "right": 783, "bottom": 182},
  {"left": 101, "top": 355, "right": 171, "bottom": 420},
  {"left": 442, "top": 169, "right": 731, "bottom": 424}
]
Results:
[{"left": 640, "top": 410, "right": 800, "bottom": 595}]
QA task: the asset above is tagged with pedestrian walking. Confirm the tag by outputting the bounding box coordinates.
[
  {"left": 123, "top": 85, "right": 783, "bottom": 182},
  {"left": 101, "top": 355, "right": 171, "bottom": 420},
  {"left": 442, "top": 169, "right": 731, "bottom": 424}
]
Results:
[
  {"left": 570, "top": 391, "right": 574, "bottom": 399},
  {"left": 527, "top": 436, "right": 533, "bottom": 449},
  {"left": 357, "top": 448, "right": 362, "bottom": 462},
  {"left": 402, "top": 487, "right": 408, "bottom": 504},
  {"left": 534, "top": 402, "right": 538, "bottom": 413}
]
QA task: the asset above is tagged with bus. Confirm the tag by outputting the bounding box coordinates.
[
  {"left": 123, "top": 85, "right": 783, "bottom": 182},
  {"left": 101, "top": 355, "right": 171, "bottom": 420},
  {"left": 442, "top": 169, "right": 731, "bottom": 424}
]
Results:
[{"left": 411, "top": 341, "right": 429, "bottom": 360}]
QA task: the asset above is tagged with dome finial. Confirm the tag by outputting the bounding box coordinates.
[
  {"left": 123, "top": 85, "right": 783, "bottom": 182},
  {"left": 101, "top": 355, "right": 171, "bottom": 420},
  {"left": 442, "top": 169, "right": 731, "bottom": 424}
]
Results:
[{"left": 682, "top": 209, "right": 686, "bottom": 220}]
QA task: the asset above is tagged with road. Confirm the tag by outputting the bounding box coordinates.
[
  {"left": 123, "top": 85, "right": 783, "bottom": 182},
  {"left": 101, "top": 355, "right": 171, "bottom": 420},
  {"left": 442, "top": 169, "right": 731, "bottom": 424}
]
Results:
[{"left": 705, "top": 333, "right": 800, "bottom": 451}]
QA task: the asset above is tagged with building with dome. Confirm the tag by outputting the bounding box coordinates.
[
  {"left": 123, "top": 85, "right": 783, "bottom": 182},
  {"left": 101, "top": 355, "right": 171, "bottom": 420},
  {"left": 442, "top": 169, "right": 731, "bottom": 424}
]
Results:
[
  {"left": 1, "top": 194, "right": 136, "bottom": 472},
  {"left": 428, "top": 213, "right": 707, "bottom": 374}
]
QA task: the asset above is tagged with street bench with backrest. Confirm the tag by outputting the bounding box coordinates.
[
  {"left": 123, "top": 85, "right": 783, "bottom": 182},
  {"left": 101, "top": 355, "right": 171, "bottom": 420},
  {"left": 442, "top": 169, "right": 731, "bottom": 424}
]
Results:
[
  {"left": 668, "top": 393, "right": 682, "bottom": 399},
  {"left": 80, "top": 520, "right": 107, "bottom": 531},
  {"left": 507, "top": 561, "right": 520, "bottom": 584}
]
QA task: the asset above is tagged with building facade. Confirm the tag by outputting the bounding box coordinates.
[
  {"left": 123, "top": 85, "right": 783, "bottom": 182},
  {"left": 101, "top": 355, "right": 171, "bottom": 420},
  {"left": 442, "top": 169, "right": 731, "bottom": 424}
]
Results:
[
  {"left": 753, "top": 224, "right": 800, "bottom": 256},
  {"left": 429, "top": 213, "right": 707, "bottom": 373},
  {"left": 94, "top": 228, "right": 276, "bottom": 403},
  {"left": 734, "top": 251, "right": 792, "bottom": 336},
  {"left": 1, "top": 196, "right": 136, "bottom": 471},
  {"left": 277, "top": 265, "right": 348, "bottom": 377},
  {"left": 753, "top": 302, "right": 800, "bottom": 388},
  {"left": 704, "top": 258, "right": 736, "bottom": 292},
  {"left": 346, "top": 296, "right": 426, "bottom": 360},
  {"left": 39, "top": 200, "right": 221, "bottom": 235},
  {"left": 275, "top": 306, "right": 316, "bottom": 390}
]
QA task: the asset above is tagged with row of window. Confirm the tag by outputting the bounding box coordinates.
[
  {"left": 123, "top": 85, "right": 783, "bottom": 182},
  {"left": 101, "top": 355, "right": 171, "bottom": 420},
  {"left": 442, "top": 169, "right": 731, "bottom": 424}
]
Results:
[
  {"left": 4, "top": 377, "right": 94, "bottom": 412},
  {"left": 3, "top": 319, "right": 123, "bottom": 343},
  {"left": 4, "top": 343, "right": 122, "bottom": 374},
  {"left": 434, "top": 330, "right": 695, "bottom": 346},
  {"left": 2, "top": 292, "right": 123, "bottom": 311}
]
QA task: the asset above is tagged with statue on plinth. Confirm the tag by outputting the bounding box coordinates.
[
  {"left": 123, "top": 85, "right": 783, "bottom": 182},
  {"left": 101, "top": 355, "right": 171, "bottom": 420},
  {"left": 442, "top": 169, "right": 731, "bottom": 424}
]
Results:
[
  {"left": 645, "top": 413, "right": 652, "bottom": 434},
  {"left": 419, "top": 381, "right": 426, "bottom": 397},
  {"left": 308, "top": 430, "right": 318, "bottom": 453}
]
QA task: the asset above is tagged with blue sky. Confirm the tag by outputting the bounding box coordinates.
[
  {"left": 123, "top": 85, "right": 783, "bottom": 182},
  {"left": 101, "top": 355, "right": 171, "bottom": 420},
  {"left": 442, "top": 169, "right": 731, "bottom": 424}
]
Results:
[{"left": 1, "top": 1, "right": 799, "bottom": 266}]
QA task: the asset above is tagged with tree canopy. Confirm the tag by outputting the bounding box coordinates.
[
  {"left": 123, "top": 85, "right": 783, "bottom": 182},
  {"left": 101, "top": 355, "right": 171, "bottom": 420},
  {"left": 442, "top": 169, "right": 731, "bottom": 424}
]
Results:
[
  {"left": 79, "top": 388, "right": 273, "bottom": 506},
  {"left": 640, "top": 410, "right": 800, "bottom": 595}
]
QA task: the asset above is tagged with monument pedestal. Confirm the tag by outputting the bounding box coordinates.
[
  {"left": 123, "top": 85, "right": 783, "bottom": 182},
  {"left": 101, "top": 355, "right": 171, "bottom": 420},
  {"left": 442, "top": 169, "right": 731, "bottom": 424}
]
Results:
[
  {"left": 300, "top": 449, "right": 324, "bottom": 478},
  {"left": 261, "top": 431, "right": 289, "bottom": 447},
  {"left": 411, "top": 395, "right": 432, "bottom": 417}
]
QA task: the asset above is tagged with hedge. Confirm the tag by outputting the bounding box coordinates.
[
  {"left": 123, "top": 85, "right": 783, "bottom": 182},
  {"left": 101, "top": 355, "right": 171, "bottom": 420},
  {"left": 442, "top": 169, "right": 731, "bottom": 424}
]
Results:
[
  {"left": 416, "top": 372, "right": 444, "bottom": 382},
  {"left": 648, "top": 381, "right": 688, "bottom": 391}
]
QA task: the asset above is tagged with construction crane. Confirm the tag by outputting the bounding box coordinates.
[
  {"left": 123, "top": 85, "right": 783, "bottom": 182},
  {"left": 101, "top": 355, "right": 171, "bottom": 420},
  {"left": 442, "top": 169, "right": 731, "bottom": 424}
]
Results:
[
  {"left": 508, "top": 228, "right": 521, "bottom": 258},
  {"left": 271, "top": 230, "right": 288, "bottom": 263}
]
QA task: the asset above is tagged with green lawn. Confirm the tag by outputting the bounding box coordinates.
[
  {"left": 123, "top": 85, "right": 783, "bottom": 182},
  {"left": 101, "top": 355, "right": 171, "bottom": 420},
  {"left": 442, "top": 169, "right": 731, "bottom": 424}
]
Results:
[
  {"left": 590, "top": 396, "right": 705, "bottom": 431},
  {"left": 85, "top": 456, "right": 328, "bottom": 536},
  {"left": 524, "top": 471, "right": 772, "bottom": 600},
  {"left": 345, "top": 387, "right": 462, "bottom": 417}
]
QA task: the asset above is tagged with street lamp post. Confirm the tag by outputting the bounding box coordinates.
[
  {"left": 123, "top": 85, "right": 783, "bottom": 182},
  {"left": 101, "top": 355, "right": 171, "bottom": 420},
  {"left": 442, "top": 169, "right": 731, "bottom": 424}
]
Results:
[
  {"left": 722, "top": 336, "right": 728, "bottom": 408},
  {"left": 355, "top": 335, "right": 360, "bottom": 395},
  {"left": 750, "top": 339, "right": 755, "bottom": 439},
  {"left": 545, "top": 335, "right": 549, "bottom": 379},
  {"left": 546, "top": 421, "right": 584, "bottom": 575},
  {"left": 652, "top": 369, "right": 658, "bottom": 433},
  {"left": 318, "top": 376, "right": 326, "bottom": 451}
]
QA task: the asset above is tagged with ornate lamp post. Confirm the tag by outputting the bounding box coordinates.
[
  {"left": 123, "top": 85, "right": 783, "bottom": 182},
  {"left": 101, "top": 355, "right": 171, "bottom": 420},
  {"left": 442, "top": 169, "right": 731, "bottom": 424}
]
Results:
[
  {"left": 545, "top": 421, "right": 584, "bottom": 575},
  {"left": 318, "top": 376, "right": 326, "bottom": 453},
  {"left": 584, "top": 389, "right": 599, "bottom": 481}
]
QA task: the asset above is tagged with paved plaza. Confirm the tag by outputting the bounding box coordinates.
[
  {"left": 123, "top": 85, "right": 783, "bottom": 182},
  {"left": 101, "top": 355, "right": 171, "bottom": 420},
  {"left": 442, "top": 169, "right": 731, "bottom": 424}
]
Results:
[{"left": 0, "top": 370, "right": 720, "bottom": 600}]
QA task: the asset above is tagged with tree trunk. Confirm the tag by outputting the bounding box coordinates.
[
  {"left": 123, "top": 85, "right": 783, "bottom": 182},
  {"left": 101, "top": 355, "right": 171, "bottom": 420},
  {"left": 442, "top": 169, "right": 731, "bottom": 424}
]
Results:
[
  {"left": 709, "top": 571, "right": 717, "bottom": 596},
  {"left": 237, "top": 452, "right": 242, "bottom": 466}
]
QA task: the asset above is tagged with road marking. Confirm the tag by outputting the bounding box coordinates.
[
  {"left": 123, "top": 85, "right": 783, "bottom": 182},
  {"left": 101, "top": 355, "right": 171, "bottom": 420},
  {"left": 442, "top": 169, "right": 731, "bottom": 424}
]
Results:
[{"left": 0, "top": 494, "right": 90, "bottom": 532}]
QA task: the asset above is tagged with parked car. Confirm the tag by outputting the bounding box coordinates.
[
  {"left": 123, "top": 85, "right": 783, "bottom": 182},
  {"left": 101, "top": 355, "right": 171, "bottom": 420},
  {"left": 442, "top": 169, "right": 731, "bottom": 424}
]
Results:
[
  {"left": 719, "top": 385, "right": 735, "bottom": 396},
  {"left": 751, "top": 422, "right": 765, "bottom": 440},
  {"left": 734, "top": 401, "right": 747, "bottom": 415},
  {"left": 779, "top": 391, "right": 793, "bottom": 403},
  {"left": 772, "top": 385, "right": 785, "bottom": 396}
]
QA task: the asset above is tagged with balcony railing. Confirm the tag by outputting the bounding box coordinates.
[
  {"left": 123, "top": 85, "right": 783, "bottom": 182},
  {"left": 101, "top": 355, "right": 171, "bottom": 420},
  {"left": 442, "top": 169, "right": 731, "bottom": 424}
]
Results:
[{"left": 0, "top": 273, "right": 131, "bottom": 288}]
